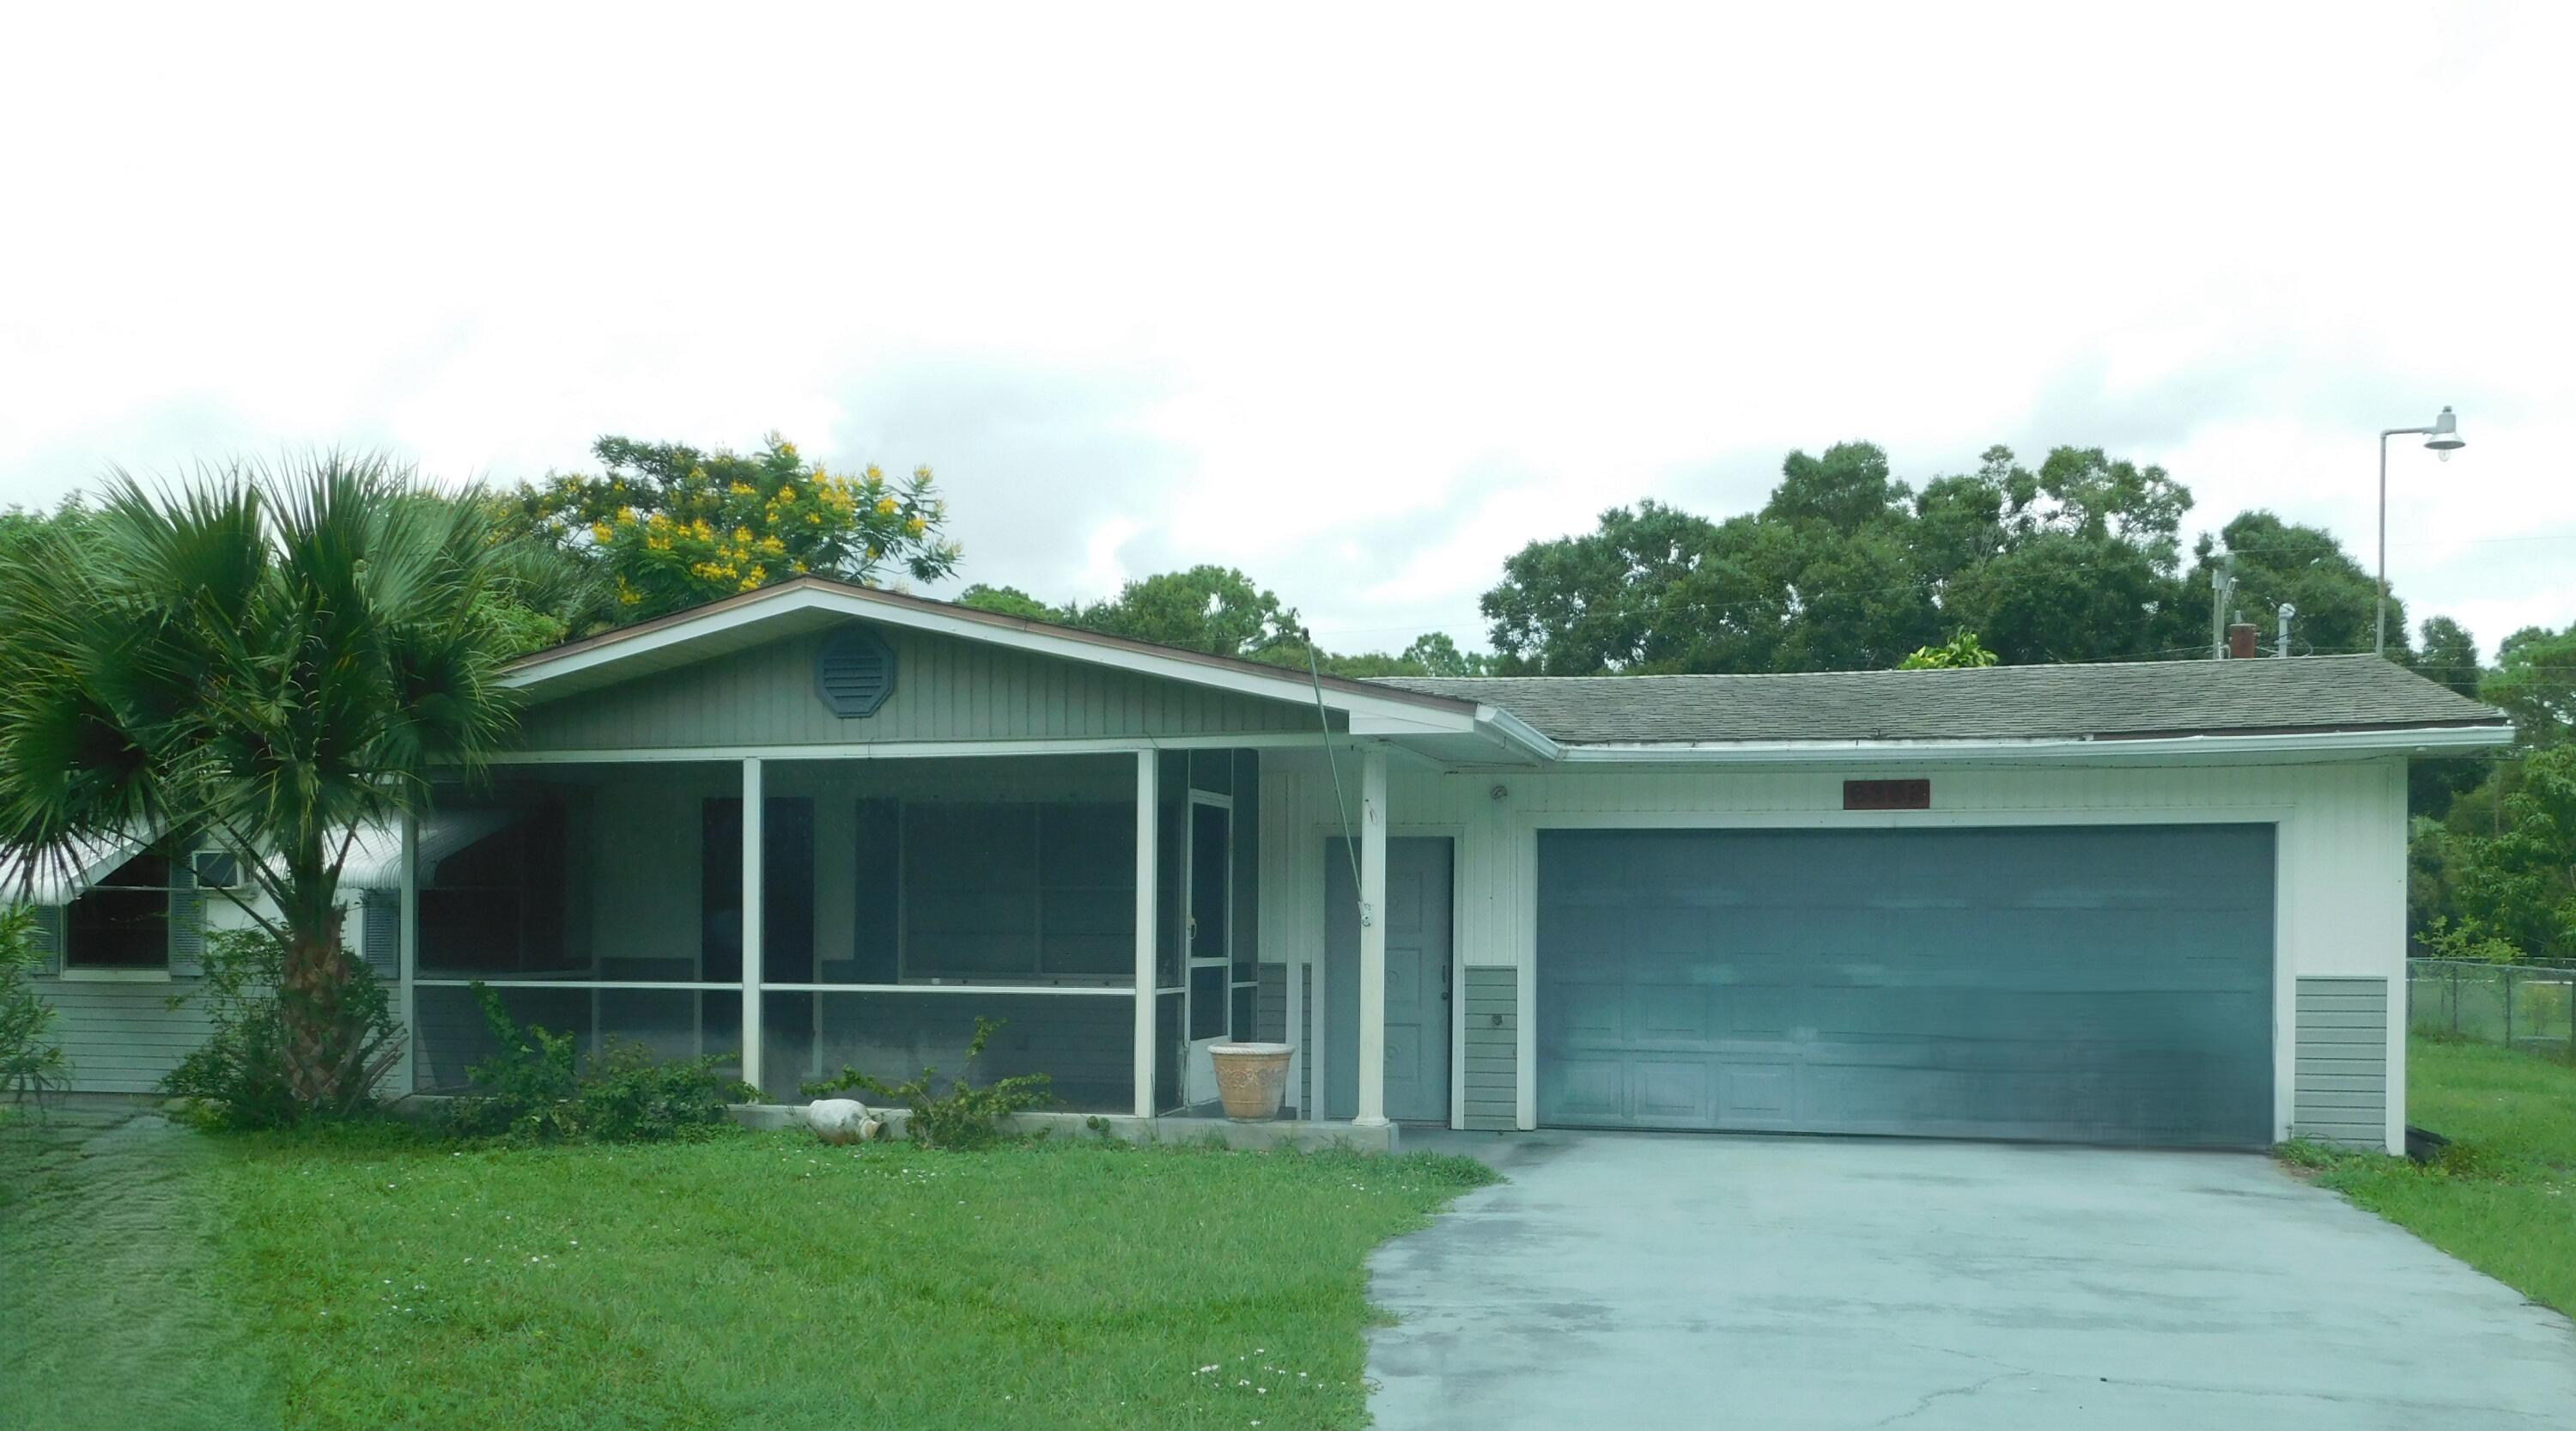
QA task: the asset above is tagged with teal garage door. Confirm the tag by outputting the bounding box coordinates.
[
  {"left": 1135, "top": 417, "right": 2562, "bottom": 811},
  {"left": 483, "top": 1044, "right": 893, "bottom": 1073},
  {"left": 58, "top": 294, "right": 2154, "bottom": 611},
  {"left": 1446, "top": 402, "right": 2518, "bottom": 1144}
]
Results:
[{"left": 1535, "top": 825, "right": 2275, "bottom": 1147}]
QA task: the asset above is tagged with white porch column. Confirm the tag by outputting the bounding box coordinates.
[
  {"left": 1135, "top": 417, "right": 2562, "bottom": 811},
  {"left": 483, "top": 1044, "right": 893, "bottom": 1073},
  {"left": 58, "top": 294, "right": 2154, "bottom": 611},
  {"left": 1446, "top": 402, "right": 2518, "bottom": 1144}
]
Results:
[
  {"left": 398, "top": 810, "right": 420, "bottom": 1093},
  {"left": 740, "top": 757, "right": 764, "bottom": 1095},
  {"left": 1354, "top": 744, "right": 1390, "bottom": 1129},
  {"left": 1133, "top": 749, "right": 1159, "bottom": 1117}
]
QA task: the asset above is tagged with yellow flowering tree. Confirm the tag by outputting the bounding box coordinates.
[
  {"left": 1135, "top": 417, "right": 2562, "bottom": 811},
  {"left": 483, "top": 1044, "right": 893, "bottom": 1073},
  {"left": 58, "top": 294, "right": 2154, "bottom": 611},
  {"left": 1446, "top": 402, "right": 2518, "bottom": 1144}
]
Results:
[{"left": 507, "top": 434, "right": 959, "bottom": 624}]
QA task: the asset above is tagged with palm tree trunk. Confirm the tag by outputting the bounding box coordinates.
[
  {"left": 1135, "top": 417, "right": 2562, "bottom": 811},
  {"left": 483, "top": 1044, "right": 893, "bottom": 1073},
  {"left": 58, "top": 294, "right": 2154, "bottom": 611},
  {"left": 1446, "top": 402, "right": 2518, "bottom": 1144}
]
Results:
[{"left": 277, "top": 846, "right": 360, "bottom": 1107}]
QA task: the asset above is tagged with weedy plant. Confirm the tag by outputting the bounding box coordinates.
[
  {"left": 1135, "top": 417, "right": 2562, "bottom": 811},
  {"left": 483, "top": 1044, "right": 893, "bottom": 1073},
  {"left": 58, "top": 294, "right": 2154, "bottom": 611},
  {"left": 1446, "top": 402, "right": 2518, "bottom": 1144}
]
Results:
[
  {"left": 803, "top": 1016, "right": 1054, "bottom": 1150},
  {"left": 164, "top": 929, "right": 404, "bottom": 1130},
  {"left": 0, "top": 905, "right": 70, "bottom": 1102},
  {"left": 441, "top": 983, "right": 754, "bottom": 1143}
]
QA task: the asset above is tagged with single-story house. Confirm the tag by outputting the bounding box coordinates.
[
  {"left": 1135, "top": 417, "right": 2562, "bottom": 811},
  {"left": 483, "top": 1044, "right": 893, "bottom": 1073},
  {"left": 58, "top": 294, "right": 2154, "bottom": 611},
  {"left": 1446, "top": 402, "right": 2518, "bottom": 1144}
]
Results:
[{"left": 17, "top": 576, "right": 2512, "bottom": 1152}]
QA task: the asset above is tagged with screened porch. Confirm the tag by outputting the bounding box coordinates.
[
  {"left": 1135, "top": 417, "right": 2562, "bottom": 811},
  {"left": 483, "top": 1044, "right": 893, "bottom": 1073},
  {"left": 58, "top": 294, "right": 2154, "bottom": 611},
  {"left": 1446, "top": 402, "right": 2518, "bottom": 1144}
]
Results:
[{"left": 391, "top": 750, "right": 1268, "bottom": 1114}]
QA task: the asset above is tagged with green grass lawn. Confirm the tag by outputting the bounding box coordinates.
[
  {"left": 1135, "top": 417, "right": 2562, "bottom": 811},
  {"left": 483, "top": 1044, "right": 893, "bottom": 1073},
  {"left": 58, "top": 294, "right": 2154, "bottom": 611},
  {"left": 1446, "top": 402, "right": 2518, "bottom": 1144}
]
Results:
[
  {"left": 0, "top": 1117, "right": 1497, "bottom": 1431},
  {"left": 0, "top": 1107, "right": 278, "bottom": 1431},
  {"left": 2294, "top": 1038, "right": 2576, "bottom": 1317}
]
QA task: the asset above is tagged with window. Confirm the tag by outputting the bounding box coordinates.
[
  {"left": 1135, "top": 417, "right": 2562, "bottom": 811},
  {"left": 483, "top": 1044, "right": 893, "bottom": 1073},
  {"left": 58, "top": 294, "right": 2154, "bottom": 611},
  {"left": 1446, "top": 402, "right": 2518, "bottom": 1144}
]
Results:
[{"left": 66, "top": 853, "right": 173, "bottom": 970}]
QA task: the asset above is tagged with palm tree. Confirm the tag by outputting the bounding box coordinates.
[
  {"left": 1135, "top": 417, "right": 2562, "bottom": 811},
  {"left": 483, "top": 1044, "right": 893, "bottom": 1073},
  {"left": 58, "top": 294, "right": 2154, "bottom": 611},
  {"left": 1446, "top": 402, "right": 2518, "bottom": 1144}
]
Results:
[{"left": 0, "top": 454, "right": 519, "bottom": 1111}]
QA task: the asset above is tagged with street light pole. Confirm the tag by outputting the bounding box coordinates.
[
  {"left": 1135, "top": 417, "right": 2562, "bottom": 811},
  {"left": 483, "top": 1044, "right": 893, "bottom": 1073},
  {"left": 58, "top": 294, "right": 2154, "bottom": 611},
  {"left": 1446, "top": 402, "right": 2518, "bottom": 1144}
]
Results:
[{"left": 2375, "top": 406, "right": 2465, "bottom": 656}]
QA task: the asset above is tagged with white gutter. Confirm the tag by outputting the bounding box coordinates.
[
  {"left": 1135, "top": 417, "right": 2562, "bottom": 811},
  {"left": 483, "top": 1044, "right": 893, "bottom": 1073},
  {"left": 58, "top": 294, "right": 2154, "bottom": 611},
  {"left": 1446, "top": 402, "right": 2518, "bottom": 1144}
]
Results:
[
  {"left": 1475, "top": 704, "right": 1563, "bottom": 764},
  {"left": 1544, "top": 722, "right": 2514, "bottom": 765}
]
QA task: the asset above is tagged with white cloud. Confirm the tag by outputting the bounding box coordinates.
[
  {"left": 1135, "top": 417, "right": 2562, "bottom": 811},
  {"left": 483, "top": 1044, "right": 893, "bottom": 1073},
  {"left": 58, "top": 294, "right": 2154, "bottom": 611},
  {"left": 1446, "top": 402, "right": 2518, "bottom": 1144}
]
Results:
[{"left": 2, "top": 1, "right": 2570, "bottom": 658}]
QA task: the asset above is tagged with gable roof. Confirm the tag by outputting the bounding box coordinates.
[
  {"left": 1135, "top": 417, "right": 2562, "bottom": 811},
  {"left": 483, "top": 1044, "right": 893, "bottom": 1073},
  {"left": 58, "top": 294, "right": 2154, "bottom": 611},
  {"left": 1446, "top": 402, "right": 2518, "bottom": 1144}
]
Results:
[
  {"left": 501, "top": 576, "right": 1545, "bottom": 752},
  {"left": 1376, "top": 655, "right": 2510, "bottom": 748}
]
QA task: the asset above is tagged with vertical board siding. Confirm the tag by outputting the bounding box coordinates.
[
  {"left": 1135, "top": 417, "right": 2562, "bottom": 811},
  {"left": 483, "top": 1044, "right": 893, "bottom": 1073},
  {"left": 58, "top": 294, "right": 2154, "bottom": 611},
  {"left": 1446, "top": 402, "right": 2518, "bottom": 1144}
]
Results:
[
  {"left": 2293, "top": 977, "right": 2390, "bottom": 1148},
  {"left": 518, "top": 624, "right": 1334, "bottom": 751},
  {"left": 1461, "top": 966, "right": 1519, "bottom": 1130}
]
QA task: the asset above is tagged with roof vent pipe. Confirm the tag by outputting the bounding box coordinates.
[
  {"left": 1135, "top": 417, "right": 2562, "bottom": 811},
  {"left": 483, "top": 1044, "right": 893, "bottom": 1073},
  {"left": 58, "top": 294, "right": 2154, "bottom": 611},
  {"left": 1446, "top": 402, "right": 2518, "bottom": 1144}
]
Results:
[{"left": 2227, "top": 615, "right": 2257, "bottom": 660}]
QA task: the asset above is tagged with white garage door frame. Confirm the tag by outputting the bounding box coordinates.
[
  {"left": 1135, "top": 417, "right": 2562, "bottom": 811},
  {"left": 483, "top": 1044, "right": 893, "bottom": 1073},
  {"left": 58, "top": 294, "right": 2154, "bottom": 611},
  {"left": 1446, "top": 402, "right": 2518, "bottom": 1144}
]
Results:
[{"left": 1512, "top": 805, "right": 2303, "bottom": 1142}]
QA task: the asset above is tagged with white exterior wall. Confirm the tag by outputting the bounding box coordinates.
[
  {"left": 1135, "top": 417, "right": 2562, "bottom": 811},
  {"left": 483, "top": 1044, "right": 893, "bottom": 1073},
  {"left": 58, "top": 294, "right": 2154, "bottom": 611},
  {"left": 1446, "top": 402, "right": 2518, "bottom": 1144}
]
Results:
[{"left": 1261, "top": 753, "right": 2410, "bottom": 1151}]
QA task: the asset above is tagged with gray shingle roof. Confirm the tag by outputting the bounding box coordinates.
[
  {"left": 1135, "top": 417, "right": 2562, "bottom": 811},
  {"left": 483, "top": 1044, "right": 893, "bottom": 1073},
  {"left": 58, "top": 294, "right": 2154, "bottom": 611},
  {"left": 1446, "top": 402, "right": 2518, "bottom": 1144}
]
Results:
[{"left": 1374, "top": 654, "right": 2508, "bottom": 746}]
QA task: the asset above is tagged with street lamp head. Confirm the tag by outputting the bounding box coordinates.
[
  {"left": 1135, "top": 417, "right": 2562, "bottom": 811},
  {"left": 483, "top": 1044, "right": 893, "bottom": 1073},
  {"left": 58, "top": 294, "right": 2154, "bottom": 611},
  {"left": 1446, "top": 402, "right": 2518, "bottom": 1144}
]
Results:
[{"left": 2425, "top": 405, "right": 2464, "bottom": 460}]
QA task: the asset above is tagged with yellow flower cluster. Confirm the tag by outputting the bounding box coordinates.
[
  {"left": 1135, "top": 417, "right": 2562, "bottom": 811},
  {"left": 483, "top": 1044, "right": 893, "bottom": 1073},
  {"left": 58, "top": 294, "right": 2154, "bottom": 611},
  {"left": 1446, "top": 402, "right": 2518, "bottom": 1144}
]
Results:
[{"left": 539, "top": 439, "right": 951, "bottom": 610}]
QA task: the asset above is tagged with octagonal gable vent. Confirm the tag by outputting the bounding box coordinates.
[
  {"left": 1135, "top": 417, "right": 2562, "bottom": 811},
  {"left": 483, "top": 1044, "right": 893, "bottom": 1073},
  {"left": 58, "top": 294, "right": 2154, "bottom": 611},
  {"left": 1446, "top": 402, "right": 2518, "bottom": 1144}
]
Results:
[{"left": 815, "top": 626, "right": 897, "bottom": 718}]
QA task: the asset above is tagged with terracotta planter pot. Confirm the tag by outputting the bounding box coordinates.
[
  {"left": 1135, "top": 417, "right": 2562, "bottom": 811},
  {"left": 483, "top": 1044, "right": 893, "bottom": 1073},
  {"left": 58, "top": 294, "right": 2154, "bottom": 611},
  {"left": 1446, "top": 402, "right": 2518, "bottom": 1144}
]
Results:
[{"left": 1207, "top": 1041, "right": 1294, "bottom": 1121}]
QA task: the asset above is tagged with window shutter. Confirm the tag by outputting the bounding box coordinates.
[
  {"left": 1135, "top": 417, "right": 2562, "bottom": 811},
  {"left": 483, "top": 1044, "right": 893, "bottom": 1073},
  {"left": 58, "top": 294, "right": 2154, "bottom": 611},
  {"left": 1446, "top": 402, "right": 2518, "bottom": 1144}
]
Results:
[
  {"left": 29, "top": 904, "right": 65, "bottom": 977},
  {"left": 167, "top": 862, "right": 207, "bottom": 977},
  {"left": 360, "top": 892, "right": 400, "bottom": 982}
]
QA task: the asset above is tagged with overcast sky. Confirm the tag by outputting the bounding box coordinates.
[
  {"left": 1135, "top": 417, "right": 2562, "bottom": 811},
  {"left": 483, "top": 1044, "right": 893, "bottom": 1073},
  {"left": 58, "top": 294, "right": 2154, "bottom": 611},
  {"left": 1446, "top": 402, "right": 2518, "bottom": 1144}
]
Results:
[{"left": 3, "top": 3, "right": 2570, "bottom": 657}]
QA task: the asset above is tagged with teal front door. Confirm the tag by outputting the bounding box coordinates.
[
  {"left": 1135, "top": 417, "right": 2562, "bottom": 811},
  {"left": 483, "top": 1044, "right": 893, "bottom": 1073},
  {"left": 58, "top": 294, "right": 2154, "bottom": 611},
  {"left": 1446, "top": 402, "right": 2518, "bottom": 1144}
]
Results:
[{"left": 1326, "top": 837, "right": 1455, "bottom": 1123}]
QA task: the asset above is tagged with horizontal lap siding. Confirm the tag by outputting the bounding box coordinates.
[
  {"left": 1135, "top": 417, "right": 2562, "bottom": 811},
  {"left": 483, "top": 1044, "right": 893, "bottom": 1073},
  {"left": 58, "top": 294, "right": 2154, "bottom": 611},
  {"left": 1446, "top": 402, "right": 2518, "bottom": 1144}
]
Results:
[
  {"left": 519, "top": 625, "right": 1328, "bottom": 752},
  {"left": 1300, "top": 964, "right": 1315, "bottom": 1112},
  {"left": 1256, "top": 963, "right": 1287, "bottom": 1044},
  {"left": 1461, "top": 967, "right": 1518, "bottom": 1130},
  {"left": 2293, "top": 977, "right": 2388, "bottom": 1148},
  {"left": 39, "top": 979, "right": 214, "bottom": 1093}
]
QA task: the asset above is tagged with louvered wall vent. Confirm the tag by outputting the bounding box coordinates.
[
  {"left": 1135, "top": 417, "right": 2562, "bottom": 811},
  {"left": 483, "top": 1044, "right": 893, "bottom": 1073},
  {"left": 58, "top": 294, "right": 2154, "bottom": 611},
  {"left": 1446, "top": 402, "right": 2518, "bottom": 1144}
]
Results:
[{"left": 815, "top": 626, "right": 897, "bottom": 717}]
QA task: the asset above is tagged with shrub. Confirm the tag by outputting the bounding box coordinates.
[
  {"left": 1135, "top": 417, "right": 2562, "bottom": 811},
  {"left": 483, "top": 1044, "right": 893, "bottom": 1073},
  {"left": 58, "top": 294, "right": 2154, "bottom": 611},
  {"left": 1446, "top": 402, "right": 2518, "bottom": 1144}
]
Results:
[
  {"left": 163, "top": 928, "right": 404, "bottom": 1130},
  {"left": 0, "top": 905, "right": 70, "bottom": 1101},
  {"left": 441, "top": 983, "right": 753, "bottom": 1143},
  {"left": 802, "top": 1016, "right": 1054, "bottom": 1150}
]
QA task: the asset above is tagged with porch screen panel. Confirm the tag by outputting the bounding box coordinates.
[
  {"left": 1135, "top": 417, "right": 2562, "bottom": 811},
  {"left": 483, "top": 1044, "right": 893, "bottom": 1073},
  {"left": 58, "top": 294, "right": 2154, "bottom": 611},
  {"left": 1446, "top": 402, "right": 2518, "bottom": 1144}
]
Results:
[
  {"left": 420, "top": 807, "right": 568, "bottom": 974},
  {"left": 760, "top": 990, "right": 1132, "bottom": 1111},
  {"left": 902, "top": 804, "right": 1038, "bottom": 976},
  {"left": 1036, "top": 802, "right": 1135, "bottom": 975},
  {"left": 849, "top": 798, "right": 901, "bottom": 983},
  {"left": 416, "top": 984, "right": 734, "bottom": 1093},
  {"left": 896, "top": 801, "right": 1136, "bottom": 979},
  {"left": 702, "top": 797, "right": 816, "bottom": 983},
  {"left": 1156, "top": 991, "right": 1184, "bottom": 1111},
  {"left": 1156, "top": 752, "right": 1188, "bottom": 989},
  {"left": 1231, "top": 750, "right": 1259, "bottom": 981}
]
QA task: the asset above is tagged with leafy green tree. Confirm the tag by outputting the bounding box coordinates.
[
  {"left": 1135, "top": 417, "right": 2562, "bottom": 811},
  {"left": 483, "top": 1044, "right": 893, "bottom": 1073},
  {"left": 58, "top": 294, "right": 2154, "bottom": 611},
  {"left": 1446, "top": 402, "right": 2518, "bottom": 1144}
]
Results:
[
  {"left": 955, "top": 583, "right": 1060, "bottom": 623},
  {"left": 2482, "top": 622, "right": 2576, "bottom": 748},
  {"left": 1482, "top": 441, "right": 2197, "bottom": 673},
  {"left": 1480, "top": 500, "right": 1736, "bottom": 673},
  {"left": 960, "top": 574, "right": 1490, "bottom": 678},
  {"left": 1388, "top": 631, "right": 1496, "bottom": 678},
  {"left": 2443, "top": 745, "right": 2576, "bottom": 962},
  {"left": 2406, "top": 618, "right": 2488, "bottom": 819},
  {"left": 2183, "top": 512, "right": 2394, "bottom": 660},
  {"left": 1061, "top": 566, "right": 1302, "bottom": 660},
  {"left": 2413, "top": 617, "right": 2482, "bottom": 698},
  {"left": 503, "top": 434, "right": 959, "bottom": 626},
  {"left": 1935, "top": 445, "right": 2196, "bottom": 664},
  {"left": 0, "top": 456, "right": 521, "bottom": 1112},
  {"left": 1899, "top": 631, "right": 2000, "bottom": 669}
]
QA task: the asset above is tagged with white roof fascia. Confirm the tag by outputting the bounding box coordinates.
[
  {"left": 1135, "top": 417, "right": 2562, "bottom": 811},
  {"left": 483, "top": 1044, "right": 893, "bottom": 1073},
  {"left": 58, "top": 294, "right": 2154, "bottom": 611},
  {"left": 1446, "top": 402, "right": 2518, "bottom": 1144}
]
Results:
[{"left": 1546, "top": 723, "right": 2514, "bottom": 765}]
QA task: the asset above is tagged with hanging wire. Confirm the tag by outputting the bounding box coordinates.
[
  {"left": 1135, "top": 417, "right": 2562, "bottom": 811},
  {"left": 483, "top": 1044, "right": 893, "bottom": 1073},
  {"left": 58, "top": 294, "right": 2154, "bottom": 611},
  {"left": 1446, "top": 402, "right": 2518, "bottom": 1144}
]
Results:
[{"left": 1303, "top": 630, "right": 1368, "bottom": 910}]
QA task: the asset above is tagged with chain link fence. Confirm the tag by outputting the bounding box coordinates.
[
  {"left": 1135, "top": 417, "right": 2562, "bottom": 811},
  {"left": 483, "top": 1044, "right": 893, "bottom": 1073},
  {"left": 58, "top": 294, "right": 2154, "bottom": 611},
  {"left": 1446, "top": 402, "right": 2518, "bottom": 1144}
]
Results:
[{"left": 2407, "top": 959, "right": 2576, "bottom": 1055}]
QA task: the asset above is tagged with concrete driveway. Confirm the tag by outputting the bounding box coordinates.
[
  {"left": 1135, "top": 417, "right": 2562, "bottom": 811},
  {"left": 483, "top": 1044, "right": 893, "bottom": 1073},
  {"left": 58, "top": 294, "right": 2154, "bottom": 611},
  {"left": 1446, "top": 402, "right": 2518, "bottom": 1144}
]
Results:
[{"left": 1370, "top": 1131, "right": 2576, "bottom": 1429}]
